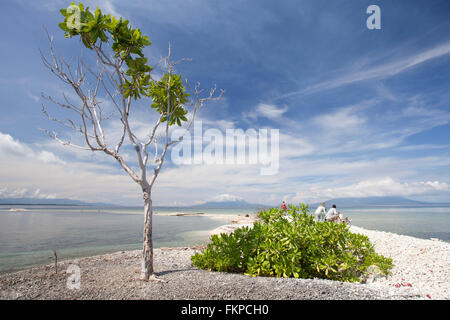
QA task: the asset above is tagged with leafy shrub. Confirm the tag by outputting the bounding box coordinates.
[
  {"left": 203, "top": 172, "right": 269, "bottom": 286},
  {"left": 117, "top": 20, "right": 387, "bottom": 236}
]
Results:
[{"left": 191, "top": 204, "right": 392, "bottom": 282}]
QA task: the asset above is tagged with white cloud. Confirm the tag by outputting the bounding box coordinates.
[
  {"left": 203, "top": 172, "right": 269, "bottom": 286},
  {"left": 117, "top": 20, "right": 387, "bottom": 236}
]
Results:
[
  {"left": 279, "top": 41, "right": 450, "bottom": 98},
  {"left": 0, "top": 132, "right": 65, "bottom": 165},
  {"left": 244, "top": 103, "right": 289, "bottom": 124},
  {"left": 0, "top": 187, "right": 57, "bottom": 199},
  {"left": 199, "top": 117, "right": 236, "bottom": 131},
  {"left": 255, "top": 103, "right": 288, "bottom": 119},
  {"left": 311, "top": 105, "right": 367, "bottom": 131},
  {"left": 29, "top": 0, "right": 124, "bottom": 18},
  {"left": 279, "top": 133, "right": 315, "bottom": 158},
  {"left": 211, "top": 194, "right": 244, "bottom": 202},
  {"left": 2, "top": 127, "right": 449, "bottom": 205},
  {"left": 287, "top": 97, "right": 450, "bottom": 157},
  {"left": 0, "top": 148, "right": 140, "bottom": 204},
  {"left": 2, "top": 98, "right": 450, "bottom": 206},
  {"left": 98, "top": 0, "right": 123, "bottom": 18},
  {"left": 397, "top": 144, "right": 450, "bottom": 151},
  {"left": 0, "top": 131, "right": 142, "bottom": 204},
  {"left": 290, "top": 177, "right": 449, "bottom": 204}
]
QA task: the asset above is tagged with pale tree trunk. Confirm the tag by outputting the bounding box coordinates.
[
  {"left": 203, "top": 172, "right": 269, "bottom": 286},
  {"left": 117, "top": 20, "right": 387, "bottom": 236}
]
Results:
[{"left": 141, "top": 185, "right": 154, "bottom": 280}]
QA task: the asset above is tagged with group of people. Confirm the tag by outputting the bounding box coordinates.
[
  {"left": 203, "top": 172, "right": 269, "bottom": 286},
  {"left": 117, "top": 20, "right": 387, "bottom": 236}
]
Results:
[
  {"left": 280, "top": 201, "right": 351, "bottom": 225},
  {"left": 314, "top": 202, "right": 351, "bottom": 225}
]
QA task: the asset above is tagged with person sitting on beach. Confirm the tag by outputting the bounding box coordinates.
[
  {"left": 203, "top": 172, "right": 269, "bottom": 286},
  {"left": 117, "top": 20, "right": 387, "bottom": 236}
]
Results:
[
  {"left": 337, "top": 212, "right": 351, "bottom": 225},
  {"left": 314, "top": 202, "right": 326, "bottom": 222},
  {"left": 338, "top": 214, "right": 351, "bottom": 225},
  {"left": 325, "top": 204, "right": 340, "bottom": 222},
  {"left": 326, "top": 205, "right": 351, "bottom": 225}
]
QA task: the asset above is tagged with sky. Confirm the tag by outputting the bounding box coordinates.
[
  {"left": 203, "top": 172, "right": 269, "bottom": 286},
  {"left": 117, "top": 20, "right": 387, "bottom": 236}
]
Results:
[{"left": 1, "top": 0, "right": 450, "bottom": 206}]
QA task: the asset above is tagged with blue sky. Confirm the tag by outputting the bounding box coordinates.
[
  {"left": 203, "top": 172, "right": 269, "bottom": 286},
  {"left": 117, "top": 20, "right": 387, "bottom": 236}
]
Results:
[{"left": 1, "top": 0, "right": 450, "bottom": 205}]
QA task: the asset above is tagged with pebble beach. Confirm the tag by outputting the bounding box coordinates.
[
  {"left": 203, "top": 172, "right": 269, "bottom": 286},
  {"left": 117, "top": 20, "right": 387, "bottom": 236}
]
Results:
[{"left": 0, "top": 216, "right": 448, "bottom": 300}]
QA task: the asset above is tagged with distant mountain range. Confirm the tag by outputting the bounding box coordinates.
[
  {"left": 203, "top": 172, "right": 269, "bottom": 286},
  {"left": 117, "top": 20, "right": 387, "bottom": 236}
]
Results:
[
  {"left": 310, "top": 196, "right": 450, "bottom": 208},
  {"left": 0, "top": 197, "right": 265, "bottom": 208},
  {"left": 0, "top": 197, "right": 115, "bottom": 207},
  {"left": 1, "top": 196, "right": 448, "bottom": 208},
  {"left": 196, "top": 196, "right": 450, "bottom": 210}
]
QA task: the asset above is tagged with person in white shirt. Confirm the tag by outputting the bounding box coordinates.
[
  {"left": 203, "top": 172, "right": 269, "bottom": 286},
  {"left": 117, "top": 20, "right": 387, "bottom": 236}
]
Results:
[
  {"left": 325, "top": 204, "right": 340, "bottom": 222},
  {"left": 314, "top": 202, "right": 326, "bottom": 221}
]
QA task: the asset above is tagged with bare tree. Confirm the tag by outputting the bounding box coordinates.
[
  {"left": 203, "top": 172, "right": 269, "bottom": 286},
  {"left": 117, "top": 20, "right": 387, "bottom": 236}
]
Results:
[{"left": 40, "top": 13, "right": 223, "bottom": 280}]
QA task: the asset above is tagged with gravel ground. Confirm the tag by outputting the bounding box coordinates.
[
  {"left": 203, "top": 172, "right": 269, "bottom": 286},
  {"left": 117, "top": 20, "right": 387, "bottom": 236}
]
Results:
[
  {"left": 0, "top": 225, "right": 448, "bottom": 300},
  {"left": 349, "top": 226, "right": 450, "bottom": 300}
]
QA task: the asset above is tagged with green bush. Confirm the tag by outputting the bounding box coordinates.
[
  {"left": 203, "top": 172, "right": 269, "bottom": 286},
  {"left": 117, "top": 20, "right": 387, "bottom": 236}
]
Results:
[{"left": 191, "top": 204, "right": 392, "bottom": 282}]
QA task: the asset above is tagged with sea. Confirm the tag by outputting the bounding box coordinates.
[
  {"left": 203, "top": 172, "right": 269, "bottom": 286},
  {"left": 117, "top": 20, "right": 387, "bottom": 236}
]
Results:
[{"left": 0, "top": 204, "right": 449, "bottom": 273}]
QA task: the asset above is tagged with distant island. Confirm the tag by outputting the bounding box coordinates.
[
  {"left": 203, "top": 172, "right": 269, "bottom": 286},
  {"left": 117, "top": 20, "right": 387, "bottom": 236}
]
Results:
[
  {"left": 1, "top": 195, "right": 448, "bottom": 208},
  {"left": 0, "top": 197, "right": 116, "bottom": 207},
  {"left": 192, "top": 196, "right": 450, "bottom": 210},
  {"left": 310, "top": 196, "right": 450, "bottom": 208}
]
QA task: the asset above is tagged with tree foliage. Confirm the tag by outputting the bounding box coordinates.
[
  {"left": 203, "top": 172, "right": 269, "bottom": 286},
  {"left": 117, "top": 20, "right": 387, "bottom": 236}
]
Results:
[
  {"left": 58, "top": 2, "right": 188, "bottom": 120},
  {"left": 150, "top": 73, "right": 190, "bottom": 126},
  {"left": 192, "top": 205, "right": 393, "bottom": 282}
]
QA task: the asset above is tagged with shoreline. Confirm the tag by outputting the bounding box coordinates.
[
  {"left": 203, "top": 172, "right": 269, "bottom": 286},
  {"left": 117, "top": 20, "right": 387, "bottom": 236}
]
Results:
[
  {"left": 0, "top": 218, "right": 448, "bottom": 300},
  {"left": 0, "top": 212, "right": 255, "bottom": 275}
]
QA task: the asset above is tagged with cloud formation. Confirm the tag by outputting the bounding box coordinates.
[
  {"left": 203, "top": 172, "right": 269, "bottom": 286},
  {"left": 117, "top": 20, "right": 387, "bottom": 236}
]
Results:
[
  {"left": 0, "top": 132, "right": 65, "bottom": 165},
  {"left": 278, "top": 41, "right": 450, "bottom": 99},
  {"left": 290, "top": 177, "right": 449, "bottom": 204}
]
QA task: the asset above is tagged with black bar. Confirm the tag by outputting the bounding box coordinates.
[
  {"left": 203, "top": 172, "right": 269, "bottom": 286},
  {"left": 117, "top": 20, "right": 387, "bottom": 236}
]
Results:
[{"left": 1, "top": 300, "right": 446, "bottom": 319}]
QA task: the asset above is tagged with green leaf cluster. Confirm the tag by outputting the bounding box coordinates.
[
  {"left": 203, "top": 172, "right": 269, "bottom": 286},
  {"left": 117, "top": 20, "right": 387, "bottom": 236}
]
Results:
[
  {"left": 191, "top": 205, "right": 393, "bottom": 282},
  {"left": 149, "top": 73, "right": 190, "bottom": 126},
  {"left": 58, "top": 2, "right": 190, "bottom": 124},
  {"left": 59, "top": 2, "right": 151, "bottom": 56}
]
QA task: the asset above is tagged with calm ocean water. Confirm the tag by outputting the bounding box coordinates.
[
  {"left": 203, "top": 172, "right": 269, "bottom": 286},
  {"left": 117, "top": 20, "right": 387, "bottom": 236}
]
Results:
[
  {"left": 0, "top": 205, "right": 254, "bottom": 273},
  {"left": 0, "top": 204, "right": 448, "bottom": 273},
  {"left": 343, "top": 206, "right": 450, "bottom": 240}
]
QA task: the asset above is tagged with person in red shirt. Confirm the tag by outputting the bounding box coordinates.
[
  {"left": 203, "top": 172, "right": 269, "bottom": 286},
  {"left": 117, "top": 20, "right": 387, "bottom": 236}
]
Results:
[{"left": 281, "top": 201, "right": 287, "bottom": 212}]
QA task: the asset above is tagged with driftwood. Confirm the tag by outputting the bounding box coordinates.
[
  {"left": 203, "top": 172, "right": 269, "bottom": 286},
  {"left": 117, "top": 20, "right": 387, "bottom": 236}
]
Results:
[{"left": 48, "top": 249, "right": 58, "bottom": 274}]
